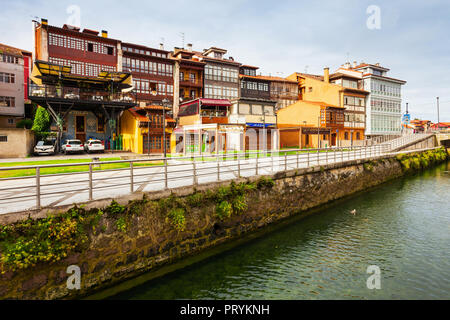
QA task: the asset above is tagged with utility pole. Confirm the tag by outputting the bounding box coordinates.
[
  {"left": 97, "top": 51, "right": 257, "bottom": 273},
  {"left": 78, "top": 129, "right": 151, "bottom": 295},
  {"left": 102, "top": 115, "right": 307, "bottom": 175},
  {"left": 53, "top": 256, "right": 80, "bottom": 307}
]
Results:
[{"left": 437, "top": 97, "right": 440, "bottom": 130}]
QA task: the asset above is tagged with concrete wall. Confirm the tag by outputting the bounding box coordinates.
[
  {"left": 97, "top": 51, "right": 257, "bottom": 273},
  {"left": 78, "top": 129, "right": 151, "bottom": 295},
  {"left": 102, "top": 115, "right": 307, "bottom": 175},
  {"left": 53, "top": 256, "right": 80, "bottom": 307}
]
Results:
[{"left": 0, "top": 128, "right": 34, "bottom": 158}]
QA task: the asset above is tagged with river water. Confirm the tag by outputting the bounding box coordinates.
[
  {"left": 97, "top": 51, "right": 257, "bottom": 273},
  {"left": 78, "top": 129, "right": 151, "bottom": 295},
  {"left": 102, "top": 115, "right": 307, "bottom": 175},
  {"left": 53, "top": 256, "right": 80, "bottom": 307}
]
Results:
[{"left": 110, "top": 162, "right": 450, "bottom": 300}]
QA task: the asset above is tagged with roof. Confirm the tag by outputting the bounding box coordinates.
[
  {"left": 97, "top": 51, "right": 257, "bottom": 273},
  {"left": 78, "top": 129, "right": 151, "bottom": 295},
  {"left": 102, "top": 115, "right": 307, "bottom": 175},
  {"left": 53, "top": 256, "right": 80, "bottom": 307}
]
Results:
[
  {"left": 180, "top": 98, "right": 231, "bottom": 107},
  {"left": 0, "top": 43, "right": 28, "bottom": 57},
  {"left": 279, "top": 100, "right": 344, "bottom": 110},
  {"left": 240, "top": 64, "right": 259, "bottom": 70},
  {"left": 239, "top": 74, "right": 297, "bottom": 83},
  {"left": 352, "top": 63, "right": 390, "bottom": 71},
  {"left": 362, "top": 73, "right": 406, "bottom": 84},
  {"left": 128, "top": 107, "right": 149, "bottom": 122},
  {"left": 142, "top": 105, "right": 171, "bottom": 111},
  {"left": 293, "top": 72, "right": 324, "bottom": 81}
]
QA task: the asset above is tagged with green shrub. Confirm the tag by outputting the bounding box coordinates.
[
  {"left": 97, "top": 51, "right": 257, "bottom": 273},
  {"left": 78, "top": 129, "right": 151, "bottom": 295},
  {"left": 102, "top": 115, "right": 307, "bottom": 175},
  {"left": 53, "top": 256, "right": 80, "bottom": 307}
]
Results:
[
  {"left": 231, "top": 195, "right": 247, "bottom": 215},
  {"left": 16, "top": 119, "right": 33, "bottom": 129},
  {"left": 106, "top": 200, "right": 125, "bottom": 214},
  {"left": 116, "top": 217, "right": 127, "bottom": 233},
  {"left": 256, "top": 177, "right": 274, "bottom": 189},
  {"left": 216, "top": 201, "right": 233, "bottom": 220},
  {"left": 167, "top": 208, "right": 186, "bottom": 231}
]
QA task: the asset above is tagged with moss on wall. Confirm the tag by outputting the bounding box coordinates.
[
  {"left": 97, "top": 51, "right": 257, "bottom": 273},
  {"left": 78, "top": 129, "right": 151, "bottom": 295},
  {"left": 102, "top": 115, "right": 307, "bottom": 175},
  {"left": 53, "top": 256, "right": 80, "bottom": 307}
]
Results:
[{"left": 0, "top": 148, "right": 447, "bottom": 299}]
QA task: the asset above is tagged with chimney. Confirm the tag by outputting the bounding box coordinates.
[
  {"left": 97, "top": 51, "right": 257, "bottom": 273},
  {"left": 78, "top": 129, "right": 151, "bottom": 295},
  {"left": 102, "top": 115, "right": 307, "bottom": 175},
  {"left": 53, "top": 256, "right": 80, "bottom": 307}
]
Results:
[
  {"left": 41, "top": 18, "right": 48, "bottom": 26},
  {"left": 101, "top": 30, "right": 108, "bottom": 38},
  {"left": 352, "top": 61, "right": 357, "bottom": 68},
  {"left": 187, "top": 43, "right": 192, "bottom": 52},
  {"left": 324, "top": 67, "right": 330, "bottom": 83},
  {"left": 159, "top": 43, "right": 164, "bottom": 50},
  {"left": 344, "top": 62, "right": 351, "bottom": 69}
]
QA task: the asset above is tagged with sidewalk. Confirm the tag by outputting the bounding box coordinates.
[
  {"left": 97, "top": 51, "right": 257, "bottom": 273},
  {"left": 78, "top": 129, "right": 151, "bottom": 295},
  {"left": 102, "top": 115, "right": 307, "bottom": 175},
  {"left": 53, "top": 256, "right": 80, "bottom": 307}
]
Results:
[{"left": 0, "top": 151, "right": 163, "bottom": 163}]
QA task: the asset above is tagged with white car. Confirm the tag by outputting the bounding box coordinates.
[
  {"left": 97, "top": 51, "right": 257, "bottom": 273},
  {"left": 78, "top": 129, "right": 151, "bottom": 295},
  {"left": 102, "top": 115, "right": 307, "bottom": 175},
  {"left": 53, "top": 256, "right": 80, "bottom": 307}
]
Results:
[
  {"left": 84, "top": 139, "right": 105, "bottom": 153},
  {"left": 34, "top": 140, "right": 56, "bottom": 155},
  {"left": 61, "top": 139, "right": 84, "bottom": 154}
]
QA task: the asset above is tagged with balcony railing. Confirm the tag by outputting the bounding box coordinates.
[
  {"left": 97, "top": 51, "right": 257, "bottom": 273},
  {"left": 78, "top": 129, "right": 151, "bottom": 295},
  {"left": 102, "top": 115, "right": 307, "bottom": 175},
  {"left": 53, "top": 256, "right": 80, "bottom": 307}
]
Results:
[{"left": 29, "top": 84, "right": 135, "bottom": 103}]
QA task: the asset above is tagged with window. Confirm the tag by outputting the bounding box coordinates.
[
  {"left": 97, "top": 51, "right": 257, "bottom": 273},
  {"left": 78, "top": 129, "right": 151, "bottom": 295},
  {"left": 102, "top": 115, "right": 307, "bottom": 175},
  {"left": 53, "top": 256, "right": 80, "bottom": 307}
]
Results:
[
  {"left": 0, "top": 135, "right": 7, "bottom": 142},
  {"left": 8, "top": 118, "right": 14, "bottom": 125},
  {"left": 344, "top": 132, "right": 349, "bottom": 140},
  {"left": 239, "top": 104, "right": 250, "bottom": 114},
  {"left": 308, "top": 87, "right": 313, "bottom": 92},
  {"left": 0, "top": 96, "right": 15, "bottom": 107},
  {"left": 106, "top": 46, "right": 114, "bottom": 55},
  {"left": 97, "top": 114, "right": 105, "bottom": 133},
  {"left": 87, "top": 43, "right": 94, "bottom": 52},
  {"left": 252, "top": 104, "right": 263, "bottom": 115}
]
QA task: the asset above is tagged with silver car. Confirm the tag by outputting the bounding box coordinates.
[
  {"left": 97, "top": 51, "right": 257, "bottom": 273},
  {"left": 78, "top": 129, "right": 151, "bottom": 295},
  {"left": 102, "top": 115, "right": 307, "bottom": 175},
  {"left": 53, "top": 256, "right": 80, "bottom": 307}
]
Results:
[
  {"left": 34, "top": 140, "right": 56, "bottom": 156},
  {"left": 61, "top": 139, "right": 84, "bottom": 154},
  {"left": 84, "top": 139, "right": 105, "bottom": 153}
]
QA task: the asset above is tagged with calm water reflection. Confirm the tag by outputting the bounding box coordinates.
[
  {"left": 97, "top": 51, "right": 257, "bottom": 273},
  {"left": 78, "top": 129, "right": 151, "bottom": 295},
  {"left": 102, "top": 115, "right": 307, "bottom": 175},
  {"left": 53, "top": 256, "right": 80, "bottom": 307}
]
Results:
[{"left": 111, "top": 162, "right": 450, "bottom": 299}]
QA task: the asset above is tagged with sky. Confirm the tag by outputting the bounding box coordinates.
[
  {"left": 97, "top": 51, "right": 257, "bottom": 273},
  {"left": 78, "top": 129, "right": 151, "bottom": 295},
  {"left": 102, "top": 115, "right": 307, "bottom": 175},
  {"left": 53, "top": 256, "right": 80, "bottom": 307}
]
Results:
[{"left": 1, "top": 0, "right": 449, "bottom": 121}]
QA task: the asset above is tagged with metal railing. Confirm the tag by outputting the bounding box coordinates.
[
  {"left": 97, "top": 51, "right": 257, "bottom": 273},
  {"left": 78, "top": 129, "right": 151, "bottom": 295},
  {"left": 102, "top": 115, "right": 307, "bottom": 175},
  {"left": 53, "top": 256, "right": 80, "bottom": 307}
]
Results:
[
  {"left": 382, "top": 133, "right": 433, "bottom": 151},
  {"left": 29, "top": 84, "right": 135, "bottom": 103},
  {"left": 0, "top": 145, "right": 393, "bottom": 213}
]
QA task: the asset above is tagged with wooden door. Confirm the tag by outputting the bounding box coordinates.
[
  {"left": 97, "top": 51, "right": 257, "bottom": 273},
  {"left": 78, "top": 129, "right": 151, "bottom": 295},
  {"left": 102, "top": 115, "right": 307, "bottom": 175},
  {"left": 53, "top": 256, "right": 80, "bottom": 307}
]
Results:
[{"left": 75, "top": 115, "right": 86, "bottom": 142}]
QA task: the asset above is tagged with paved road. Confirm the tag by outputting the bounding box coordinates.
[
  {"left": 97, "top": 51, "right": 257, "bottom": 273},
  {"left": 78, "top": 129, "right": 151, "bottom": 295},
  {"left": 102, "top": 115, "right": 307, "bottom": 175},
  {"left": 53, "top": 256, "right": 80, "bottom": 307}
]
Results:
[{"left": 0, "top": 147, "right": 383, "bottom": 215}]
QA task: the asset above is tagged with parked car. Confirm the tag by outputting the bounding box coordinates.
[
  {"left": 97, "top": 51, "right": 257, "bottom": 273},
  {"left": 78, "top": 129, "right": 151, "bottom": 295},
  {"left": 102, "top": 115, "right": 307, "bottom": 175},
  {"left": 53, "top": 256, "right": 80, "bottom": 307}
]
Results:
[
  {"left": 34, "top": 140, "right": 56, "bottom": 156},
  {"left": 84, "top": 139, "right": 105, "bottom": 153},
  {"left": 61, "top": 139, "right": 84, "bottom": 154}
]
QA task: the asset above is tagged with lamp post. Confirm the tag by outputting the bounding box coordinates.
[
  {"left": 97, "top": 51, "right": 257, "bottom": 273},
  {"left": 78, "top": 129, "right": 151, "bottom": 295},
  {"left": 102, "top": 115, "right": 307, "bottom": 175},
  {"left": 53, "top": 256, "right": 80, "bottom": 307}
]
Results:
[
  {"left": 162, "top": 98, "right": 169, "bottom": 158},
  {"left": 262, "top": 108, "right": 270, "bottom": 154},
  {"left": 302, "top": 120, "right": 307, "bottom": 148}
]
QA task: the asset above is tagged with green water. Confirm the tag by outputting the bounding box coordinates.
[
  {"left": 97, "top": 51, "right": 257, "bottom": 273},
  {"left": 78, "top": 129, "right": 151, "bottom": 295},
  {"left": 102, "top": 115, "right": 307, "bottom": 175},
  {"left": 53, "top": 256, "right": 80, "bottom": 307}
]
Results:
[{"left": 110, "top": 162, "right": 450, "bottom": 300}]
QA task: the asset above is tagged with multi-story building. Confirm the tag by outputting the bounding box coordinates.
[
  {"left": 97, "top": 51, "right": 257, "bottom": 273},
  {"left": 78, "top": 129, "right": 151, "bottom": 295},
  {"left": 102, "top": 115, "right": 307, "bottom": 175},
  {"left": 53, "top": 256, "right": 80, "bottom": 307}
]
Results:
[
  {"left": 349, "top": 62, "right": 406, "bottom": 138},
  {"left": 0, "top": 43, "right": 31, "bottom": 128},
  {"left": 195, "top": 46, "right": 240, "bottom": 101},
  {"left": 171, "top": 46, "right": 205, "bottom": 117},
  {"left": 35, "top": 19, "right": 119, "bottom": 77},
  {"left": 230, "top": 65, "right": 277, "bottom": 150},
  {"left": 175, "top": 98, "right": 245, "bottom": 154},
  {"left": 277, "top": 100, "right": 344, "bottom": 148},
  {"left": 287, "top": 68, "right": 368, "bottom": 145},
  {"left": 329, "top": 67, "right": 369, "bottom": 143},
  {"left": 32, "top": 19, "right": 136, "bottom": 149},
  {"left": 121, "top": 42, "right": 174, "bottom": 106}
]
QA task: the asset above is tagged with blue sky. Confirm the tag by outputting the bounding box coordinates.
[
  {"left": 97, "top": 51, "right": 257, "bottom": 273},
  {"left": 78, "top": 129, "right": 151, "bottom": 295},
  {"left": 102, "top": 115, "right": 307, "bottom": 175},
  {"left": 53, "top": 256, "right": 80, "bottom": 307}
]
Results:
[{"left": 1, "top": 0, "right": 449, "bottom": 121}]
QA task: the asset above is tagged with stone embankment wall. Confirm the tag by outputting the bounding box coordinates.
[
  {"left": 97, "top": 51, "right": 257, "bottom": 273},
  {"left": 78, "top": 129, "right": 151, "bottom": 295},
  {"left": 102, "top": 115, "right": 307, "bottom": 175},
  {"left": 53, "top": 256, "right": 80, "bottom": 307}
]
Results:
[{"left": 0, "top": 147, "right": 448, "bottom": 299}]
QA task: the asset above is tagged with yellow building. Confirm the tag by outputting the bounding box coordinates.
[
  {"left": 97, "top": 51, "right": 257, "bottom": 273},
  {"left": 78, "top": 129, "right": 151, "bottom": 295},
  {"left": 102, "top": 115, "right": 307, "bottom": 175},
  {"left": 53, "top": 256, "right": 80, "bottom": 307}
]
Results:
[
  {"left": 120, "top": 106, "right": 175, "bottom": 154},
  {"left": 277, "top": 100, "right": 345, "bottom": 148},
  {"left": 287, "top": 68, "right": 368, "bottom": 144}
]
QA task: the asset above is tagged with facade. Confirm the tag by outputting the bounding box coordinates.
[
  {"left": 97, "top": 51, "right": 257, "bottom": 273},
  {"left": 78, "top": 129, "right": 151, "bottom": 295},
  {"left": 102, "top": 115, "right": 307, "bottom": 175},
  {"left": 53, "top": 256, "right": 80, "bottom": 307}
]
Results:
[
  {"left": 176, "top": 98, "right": 245, "bottom": 153},
  {"left": 277, "top": 100, "right": 345, "bottom": 148},
  {"left": 329, "top": 67, "right": 369, "bottom": 143},
  {"left": 0, "top": 43, "right": 31, "bottom": 128},
  {"left": 32, "top": 19, "right": 136, "bottom": 150},
  {"left": 287, "top": 68, "right": 367, "bottom": 145},
  {"left": 35, "top": 20, "right": 119, "bottom": 77},
  {"left": 171, "top": 47, "right": 205, "bottom": 118},
  {"left": 120, "top": 105, "right": 175, "bottom": 154},
  {"left": 196, "top": 47, "right": 240, "bottom": 101},
  {"left": 122, "top": 43, "right": 174, "bottom": 106},
  {"left": 349, "top": 62, "right": 406, "bottom": 137},
  {"left": 235, "top": 65, "right": 278, "bottom": 150}
]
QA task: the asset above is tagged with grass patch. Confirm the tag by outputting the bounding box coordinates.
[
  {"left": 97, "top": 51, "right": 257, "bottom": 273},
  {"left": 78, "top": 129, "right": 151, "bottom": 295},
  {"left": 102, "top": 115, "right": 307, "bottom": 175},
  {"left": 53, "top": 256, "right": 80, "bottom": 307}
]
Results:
[{"left": 0, "top": 158, "right": 164, "bottom": 178}]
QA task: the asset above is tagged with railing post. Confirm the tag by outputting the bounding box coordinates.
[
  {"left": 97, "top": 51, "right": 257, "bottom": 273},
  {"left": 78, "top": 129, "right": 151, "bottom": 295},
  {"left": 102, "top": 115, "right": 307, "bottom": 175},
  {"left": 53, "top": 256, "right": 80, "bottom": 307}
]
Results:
[
  {"left": 307, "top": 150, "right": 310, "bottom": 168},
  {"left": 164, "top": 158, "right": 168, "bottom": 189},
  {"left": 129, "top": 162, "right": 133, "bottom": 193},
  {"left": 284, "top": 151, "right": 287, "bottom": 171},
  {"left": 326, "top": 147, "right": 328, "bottom": 165},
  {"left": 217, "top": 151, "right": 220, "bottom": 181},
  {"left": 89, "top": 163, "right": 93, "bottom": 200},
  {"left": 36, "top": 167, "right": 41, "bottom": 209},
  {"left": 256, "top": 152, "right": 259, "bottom": 176},
  {"left": 193, "top": 159, "right": 198, "bottom": 185},
  {"left": 296, "top": 150, "right": 299, "bottom": 168},
  {"left": 271, "top": 150, "right": 274, "bottom": 172},
  {"left": 237, "top": 153, "right": 241, "bottom": 178}
]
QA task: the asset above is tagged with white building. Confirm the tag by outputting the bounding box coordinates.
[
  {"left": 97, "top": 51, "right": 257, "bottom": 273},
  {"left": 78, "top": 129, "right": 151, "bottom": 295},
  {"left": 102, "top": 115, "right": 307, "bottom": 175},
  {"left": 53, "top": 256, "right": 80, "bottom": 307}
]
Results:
[{"left": 349, "top": 62, "right": 406, "bottom": 138}]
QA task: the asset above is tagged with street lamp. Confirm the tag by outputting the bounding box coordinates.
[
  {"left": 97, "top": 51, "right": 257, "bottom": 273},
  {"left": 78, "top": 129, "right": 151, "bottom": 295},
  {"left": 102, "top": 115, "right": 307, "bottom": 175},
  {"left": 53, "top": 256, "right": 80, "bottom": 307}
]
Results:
[
  {"left": 262, "top": 108, "right": 270, "bottom": 154},
  {"left": 162, "top": 98, "right": 169, "bottom": 158}
]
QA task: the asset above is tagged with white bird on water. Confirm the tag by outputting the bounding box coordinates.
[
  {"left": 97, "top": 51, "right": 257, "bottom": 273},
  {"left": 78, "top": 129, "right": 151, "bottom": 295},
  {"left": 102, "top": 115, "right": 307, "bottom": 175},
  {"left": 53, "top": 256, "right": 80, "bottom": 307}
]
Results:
[{"left": 350, "top": 209, "right": 357, "bottom": 215}]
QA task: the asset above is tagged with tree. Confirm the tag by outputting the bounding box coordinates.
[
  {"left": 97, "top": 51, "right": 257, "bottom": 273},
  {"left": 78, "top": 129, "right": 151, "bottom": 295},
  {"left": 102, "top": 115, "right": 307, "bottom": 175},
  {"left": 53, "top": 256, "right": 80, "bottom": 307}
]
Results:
[{"left": 31, "top": 106, "right": 51, "bottom": 140}]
